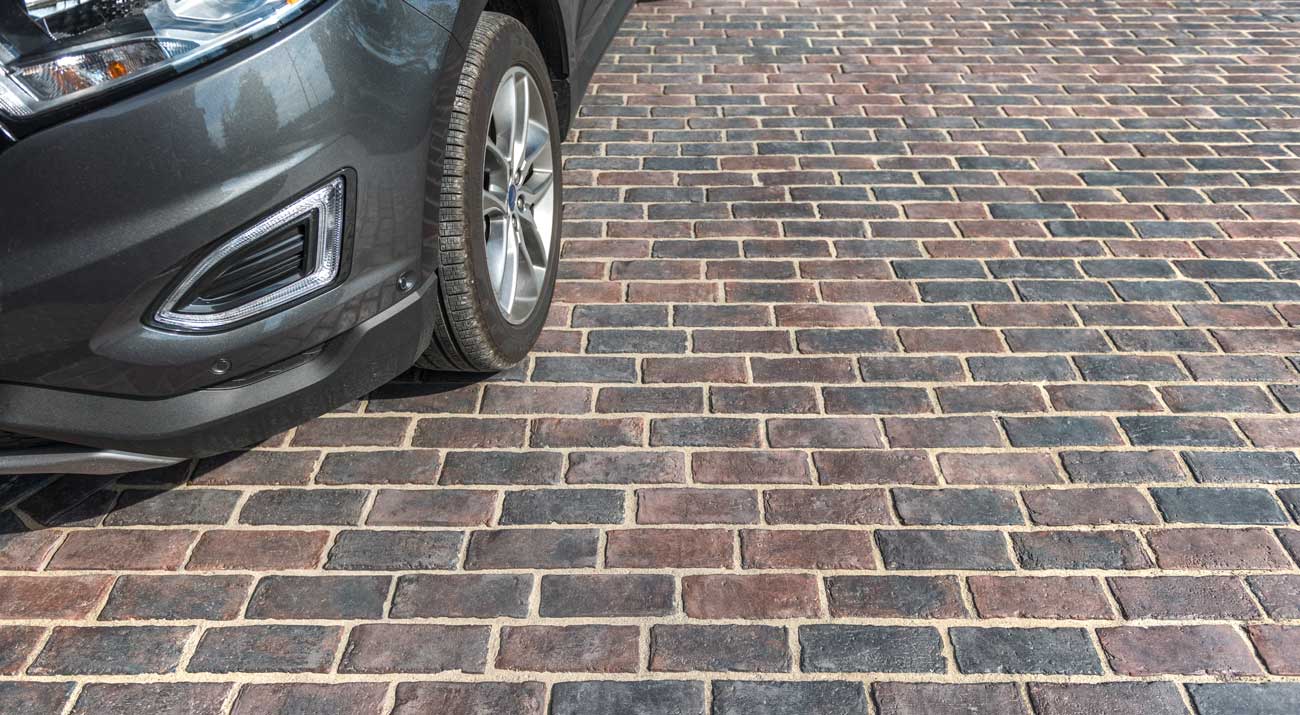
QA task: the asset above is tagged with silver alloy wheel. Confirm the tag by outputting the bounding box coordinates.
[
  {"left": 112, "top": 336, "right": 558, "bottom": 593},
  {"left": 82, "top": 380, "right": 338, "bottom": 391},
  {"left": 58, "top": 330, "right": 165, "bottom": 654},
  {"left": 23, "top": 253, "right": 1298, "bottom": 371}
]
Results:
[{"left": 483, "top": 65, "right": 556, "bottom": 324}]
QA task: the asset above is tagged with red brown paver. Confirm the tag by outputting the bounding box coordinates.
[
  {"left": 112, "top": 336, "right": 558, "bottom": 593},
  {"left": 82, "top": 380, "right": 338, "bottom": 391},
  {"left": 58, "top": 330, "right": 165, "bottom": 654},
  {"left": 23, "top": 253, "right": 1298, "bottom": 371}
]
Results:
[{"left": 3, "top": 0, "right": 1300, "bottom": 712}]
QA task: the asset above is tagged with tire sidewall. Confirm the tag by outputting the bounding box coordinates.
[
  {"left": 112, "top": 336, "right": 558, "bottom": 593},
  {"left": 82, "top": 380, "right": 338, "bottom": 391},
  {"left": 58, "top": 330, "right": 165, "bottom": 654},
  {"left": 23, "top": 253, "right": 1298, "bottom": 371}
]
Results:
[{"left": 459, "top": 22, "right": 562, "bottom": 361}]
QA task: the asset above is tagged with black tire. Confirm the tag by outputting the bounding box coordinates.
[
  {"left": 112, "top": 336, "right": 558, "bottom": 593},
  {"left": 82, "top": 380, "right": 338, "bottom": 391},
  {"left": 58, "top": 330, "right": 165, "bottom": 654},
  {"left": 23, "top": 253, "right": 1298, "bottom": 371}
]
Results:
[{"left": 418, "top": 12, "right": 562, "bottom": 371}]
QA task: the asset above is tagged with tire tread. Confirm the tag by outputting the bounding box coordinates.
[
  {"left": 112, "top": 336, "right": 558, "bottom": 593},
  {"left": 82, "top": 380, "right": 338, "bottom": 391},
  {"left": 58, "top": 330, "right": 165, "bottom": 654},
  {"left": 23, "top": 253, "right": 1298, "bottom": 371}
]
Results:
[{"left": 418, "top": 12, "right": 537, "bottom": 372}]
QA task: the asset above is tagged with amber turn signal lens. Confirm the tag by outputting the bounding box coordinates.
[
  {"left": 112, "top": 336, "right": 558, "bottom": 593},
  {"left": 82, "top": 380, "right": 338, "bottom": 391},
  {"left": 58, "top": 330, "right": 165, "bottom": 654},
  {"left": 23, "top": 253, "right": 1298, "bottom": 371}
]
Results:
[{"left": 10, "top": 39, "right": 194, "bottom": 102}]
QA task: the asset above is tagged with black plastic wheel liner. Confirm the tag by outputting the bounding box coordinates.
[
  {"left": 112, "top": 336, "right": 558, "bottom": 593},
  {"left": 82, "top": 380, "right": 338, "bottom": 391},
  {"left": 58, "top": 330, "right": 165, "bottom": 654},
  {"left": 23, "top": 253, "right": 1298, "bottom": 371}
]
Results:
[{"left": 0, "top": 430, "right": 54, "bottom": 450}]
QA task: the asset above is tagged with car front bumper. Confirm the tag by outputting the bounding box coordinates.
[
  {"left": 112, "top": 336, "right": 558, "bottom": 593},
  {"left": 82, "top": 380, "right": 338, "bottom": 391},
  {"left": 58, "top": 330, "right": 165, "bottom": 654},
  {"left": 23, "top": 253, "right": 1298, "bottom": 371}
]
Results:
[
  {"left": 0, "top": 284, "right": 436, "bottom": 466},
  {"left": 0, "top": 0, "right": 461, "bottom": 470}
]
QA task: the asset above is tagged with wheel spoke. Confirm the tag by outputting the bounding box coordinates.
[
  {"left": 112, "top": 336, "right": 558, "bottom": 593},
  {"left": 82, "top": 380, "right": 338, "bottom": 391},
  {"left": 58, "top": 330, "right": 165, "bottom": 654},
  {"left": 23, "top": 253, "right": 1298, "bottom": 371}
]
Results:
[
  {"left": 490, "top": 84, "right": 517, "bottom": 170},
  {"left": 516, "top": 206, "right": 549, "bottom": 268},
  {"left": 520, "top": 124, "right": 548, "bottom": 174},
  {"left": 511, "top": 74, "right": 531, "bottom": 174},
  {"left": 485, "top": 140, "right": 509, "bottom": 174},
  {"left": 514, "top": 223, "right": 541, "bottom": 302},
  {"left": 484, "top": 217, "right": 508, "bottom": 296},
  {"left": 497, "top": 220, "right": 518, "bottom": 313},
  {"left": 521, "top": 170, "right": 554, "bottom": 204},
  {"left": 482, "top": 189, "right": 509, "bottom": 219}
]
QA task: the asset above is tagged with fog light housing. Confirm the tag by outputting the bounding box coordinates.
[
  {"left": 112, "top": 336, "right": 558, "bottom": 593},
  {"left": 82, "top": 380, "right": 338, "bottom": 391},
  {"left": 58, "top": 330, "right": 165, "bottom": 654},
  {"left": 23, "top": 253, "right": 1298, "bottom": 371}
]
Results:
[{"left": 151, "top": 176, "right": 346, "bottom": 332}]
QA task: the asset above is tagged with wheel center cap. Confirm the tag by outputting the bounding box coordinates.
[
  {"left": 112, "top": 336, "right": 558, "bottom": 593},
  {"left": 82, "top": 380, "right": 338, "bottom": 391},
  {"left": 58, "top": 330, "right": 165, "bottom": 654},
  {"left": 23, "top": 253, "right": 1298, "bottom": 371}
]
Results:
[{"left": 507, "top": 184, "right": 520, "bottom": 213}]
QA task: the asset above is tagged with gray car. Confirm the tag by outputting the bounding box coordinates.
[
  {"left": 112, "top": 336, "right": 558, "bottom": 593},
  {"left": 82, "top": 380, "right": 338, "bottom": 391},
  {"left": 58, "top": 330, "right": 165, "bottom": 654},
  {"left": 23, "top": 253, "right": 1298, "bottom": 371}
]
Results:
[{"left": 0, "top": 0, "right": 634, "bottom": 474}]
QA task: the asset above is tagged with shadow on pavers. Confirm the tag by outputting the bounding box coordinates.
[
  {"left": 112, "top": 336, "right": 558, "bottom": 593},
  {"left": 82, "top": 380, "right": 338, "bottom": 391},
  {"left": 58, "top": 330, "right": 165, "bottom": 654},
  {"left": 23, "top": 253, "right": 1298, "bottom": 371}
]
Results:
[{"left": 0, "top": 367, "right": 504, "bottom": 533}]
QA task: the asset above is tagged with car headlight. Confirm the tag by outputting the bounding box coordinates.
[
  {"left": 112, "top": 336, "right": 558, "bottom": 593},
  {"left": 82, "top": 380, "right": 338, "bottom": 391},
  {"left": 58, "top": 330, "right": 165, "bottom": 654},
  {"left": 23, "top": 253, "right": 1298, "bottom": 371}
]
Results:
[{"left": 0, "top": 0, "right": 319, "bottom": 118}]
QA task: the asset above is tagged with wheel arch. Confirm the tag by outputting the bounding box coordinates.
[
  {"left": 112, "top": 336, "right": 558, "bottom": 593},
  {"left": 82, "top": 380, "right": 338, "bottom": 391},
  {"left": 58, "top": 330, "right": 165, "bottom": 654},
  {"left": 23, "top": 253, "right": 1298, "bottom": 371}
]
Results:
[
  {"left": 483, "top": 0, "right": 571, "bottom": 80},
  {"left": 452, "top": 0, "right": 574, "bottom": 131}
]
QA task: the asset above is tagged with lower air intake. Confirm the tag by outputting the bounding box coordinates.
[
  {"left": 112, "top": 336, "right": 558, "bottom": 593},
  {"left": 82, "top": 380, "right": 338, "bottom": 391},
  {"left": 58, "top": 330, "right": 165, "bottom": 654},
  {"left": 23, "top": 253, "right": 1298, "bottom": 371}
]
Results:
[{"left": 152, "top": 176, "right": 346, "bottom": 332}]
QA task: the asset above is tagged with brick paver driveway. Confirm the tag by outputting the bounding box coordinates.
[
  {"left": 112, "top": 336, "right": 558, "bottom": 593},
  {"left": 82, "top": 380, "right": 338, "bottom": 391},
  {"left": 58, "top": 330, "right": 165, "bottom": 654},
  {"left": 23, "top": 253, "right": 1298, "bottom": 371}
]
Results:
[{"left": 4, "top": 0, "right": 1300, "bottom": 713}]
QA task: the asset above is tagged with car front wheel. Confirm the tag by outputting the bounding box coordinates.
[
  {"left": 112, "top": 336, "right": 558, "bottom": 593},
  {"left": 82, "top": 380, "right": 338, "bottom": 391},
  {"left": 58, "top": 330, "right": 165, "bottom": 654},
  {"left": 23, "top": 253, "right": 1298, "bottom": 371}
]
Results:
[{"left": 419, "top": 11, "right": 561, "bottom": 371}]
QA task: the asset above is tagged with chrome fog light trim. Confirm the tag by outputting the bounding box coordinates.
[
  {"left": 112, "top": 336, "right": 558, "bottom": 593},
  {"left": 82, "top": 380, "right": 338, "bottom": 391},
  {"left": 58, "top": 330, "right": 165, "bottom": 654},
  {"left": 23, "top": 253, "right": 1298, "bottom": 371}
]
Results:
[{"left": 152, "top": 176, "right": 346, "bottom": 331}]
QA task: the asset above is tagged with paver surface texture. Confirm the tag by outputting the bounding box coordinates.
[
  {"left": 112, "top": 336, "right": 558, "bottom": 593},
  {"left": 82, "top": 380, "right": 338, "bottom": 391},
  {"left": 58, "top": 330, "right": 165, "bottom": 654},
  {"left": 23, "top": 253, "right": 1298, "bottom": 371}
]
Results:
[{"left": 3, "top": 0, "right": 1300, "bottom": 712}]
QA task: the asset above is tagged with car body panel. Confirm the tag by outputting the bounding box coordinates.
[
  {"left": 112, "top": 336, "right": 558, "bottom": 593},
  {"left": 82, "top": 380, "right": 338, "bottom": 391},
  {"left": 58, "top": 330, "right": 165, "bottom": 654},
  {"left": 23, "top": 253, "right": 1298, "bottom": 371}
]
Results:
[
  {"left": 404, "top": 0, "right": 633, "bottom": 127},
  {"left": 0, "top": 0, "right": 450, "bottom": 396},
  {"left": 560, "top": 0, "right": 636, "bottom": 94},
  {"left": 0, "top": 0, "right": 634, "bottom": 465}
]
